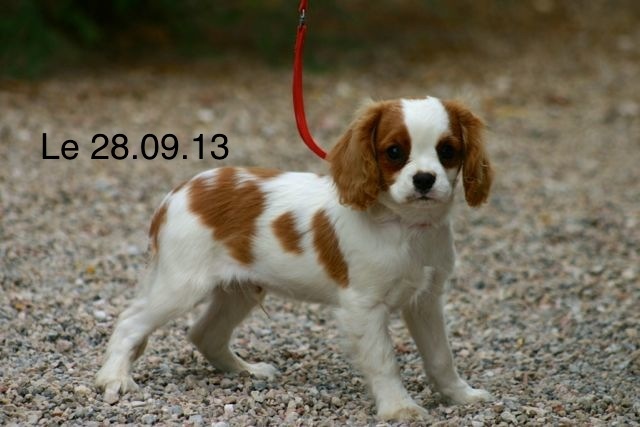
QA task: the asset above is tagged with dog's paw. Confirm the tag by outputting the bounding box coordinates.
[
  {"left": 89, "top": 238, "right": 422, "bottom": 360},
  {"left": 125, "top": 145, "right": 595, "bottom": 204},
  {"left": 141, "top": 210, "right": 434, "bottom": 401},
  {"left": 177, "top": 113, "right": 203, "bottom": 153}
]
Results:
[
  {"left": 244, "top": 362, "right": 279, "bottom": 379},
  {"left": 378, "top": 400, "right": 429, "bottom": 421},
  {"left": 442, "top": 383, "right": 493, "bottom": 405},
  {"left": 95, "top": 371, "right": 138, "bottom": 404}
]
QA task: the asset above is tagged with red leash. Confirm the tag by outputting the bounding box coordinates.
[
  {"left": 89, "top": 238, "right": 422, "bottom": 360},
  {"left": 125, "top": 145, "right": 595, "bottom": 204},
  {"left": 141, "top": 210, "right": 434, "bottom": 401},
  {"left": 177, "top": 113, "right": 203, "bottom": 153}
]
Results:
[{"left": 293, "top": 0, "right": 327, "bottom": 160}]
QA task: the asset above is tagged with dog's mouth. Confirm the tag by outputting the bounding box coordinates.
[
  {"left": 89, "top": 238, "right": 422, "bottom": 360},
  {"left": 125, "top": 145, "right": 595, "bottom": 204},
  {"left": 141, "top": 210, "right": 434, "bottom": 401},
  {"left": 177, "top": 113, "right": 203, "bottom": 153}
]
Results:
[
  {"left": 405, "top": 192, "right": 453, "bottom": 206},
  {"left": 408, "top": 194, "right": 436, "bottom": 203}
]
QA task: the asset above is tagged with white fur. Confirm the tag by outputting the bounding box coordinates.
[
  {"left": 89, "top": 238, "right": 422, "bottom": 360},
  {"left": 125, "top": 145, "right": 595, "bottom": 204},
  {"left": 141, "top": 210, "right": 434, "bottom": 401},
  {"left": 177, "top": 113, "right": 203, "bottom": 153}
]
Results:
[
  {"left": 389, "top": 98, "right": 455, "bottom": 207},
  {"left": 96, "top": 97, "right": 492, "bottom": 420}
]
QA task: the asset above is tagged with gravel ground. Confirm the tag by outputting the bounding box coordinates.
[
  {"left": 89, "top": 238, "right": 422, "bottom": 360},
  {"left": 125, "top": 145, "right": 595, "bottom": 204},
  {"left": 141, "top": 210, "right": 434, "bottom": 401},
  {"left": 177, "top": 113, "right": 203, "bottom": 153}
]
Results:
[{"left": 1, "top": 33, "right": 639, "bottom": 426}]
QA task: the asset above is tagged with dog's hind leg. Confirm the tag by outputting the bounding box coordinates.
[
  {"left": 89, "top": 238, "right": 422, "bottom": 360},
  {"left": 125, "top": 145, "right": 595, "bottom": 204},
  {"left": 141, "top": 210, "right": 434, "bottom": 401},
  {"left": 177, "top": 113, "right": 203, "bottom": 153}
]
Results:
[
  {"left": 189, "top": 283, "right": 278, "bottom": 379},
  {"left": 96, "top": 263, "right": 211, "bottom": 402}
]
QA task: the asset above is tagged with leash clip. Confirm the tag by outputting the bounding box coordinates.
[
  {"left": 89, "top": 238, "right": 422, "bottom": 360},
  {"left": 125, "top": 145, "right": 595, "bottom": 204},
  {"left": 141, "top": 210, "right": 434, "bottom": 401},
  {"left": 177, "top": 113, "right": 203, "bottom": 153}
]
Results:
[{"left": 298, "top": 8, "right": 306, "bottom": 27}]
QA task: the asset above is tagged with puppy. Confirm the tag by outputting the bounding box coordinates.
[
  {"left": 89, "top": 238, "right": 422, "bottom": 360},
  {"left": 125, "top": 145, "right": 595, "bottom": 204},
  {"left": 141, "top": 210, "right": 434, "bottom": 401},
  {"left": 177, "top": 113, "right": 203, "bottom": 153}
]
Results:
[{"left": 96, "top": 96, "right": 494, "bottom": 420}]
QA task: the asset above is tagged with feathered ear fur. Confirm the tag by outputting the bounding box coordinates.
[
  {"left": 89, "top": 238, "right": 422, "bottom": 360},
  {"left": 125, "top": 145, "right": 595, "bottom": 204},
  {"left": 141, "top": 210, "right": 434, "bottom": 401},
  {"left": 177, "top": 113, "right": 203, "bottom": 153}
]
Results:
[
  {"left": 444, "top": 101, "right": 494, "bottom": 207},
  {"left": 328, "top": 102, "right": 385, "bottom": 210}
]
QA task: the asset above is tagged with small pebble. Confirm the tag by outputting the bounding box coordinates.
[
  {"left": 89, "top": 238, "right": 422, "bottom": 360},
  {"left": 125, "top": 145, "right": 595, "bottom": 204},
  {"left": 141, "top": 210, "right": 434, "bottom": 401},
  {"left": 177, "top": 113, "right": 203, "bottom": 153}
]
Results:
[
  {"left": 56, "top": 339, "right": 73, "bottom": 353},
  {"left": 168, "top": 404, "right": 183, "bottom": 416},
  {"left": 253, "top": 380, "right": 268, "bottom": 391},
  {"left": 74, "top": 385, "right": 91, "bottom": 396},
  {"left": 27, "top": 411, "right": 42, "bottom": 424},
  {"left": 501, "top": 410, "right": 517, "bottom": 424},
  {"left": 141, "top": 414, "right": 157, "bottom": 424},
  {"left": 189, "top": 414, "right": 204, "bottom": 425}
]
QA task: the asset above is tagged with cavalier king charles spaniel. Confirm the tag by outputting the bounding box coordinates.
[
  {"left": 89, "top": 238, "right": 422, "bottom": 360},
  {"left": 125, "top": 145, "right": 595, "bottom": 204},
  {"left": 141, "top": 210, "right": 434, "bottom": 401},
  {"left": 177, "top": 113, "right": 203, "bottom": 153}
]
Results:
[{"left": 96, "top": 96, "right": 494, "bottom": 420}]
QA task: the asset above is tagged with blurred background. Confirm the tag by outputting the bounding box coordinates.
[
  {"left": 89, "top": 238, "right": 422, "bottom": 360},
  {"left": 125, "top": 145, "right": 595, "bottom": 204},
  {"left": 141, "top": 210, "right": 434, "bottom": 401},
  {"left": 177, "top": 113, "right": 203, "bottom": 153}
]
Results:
[
  {"left": 1, "top": 1, "right": 639, "bottom": 425},
  {"left": 2, "top": 0, "right": 639, "bottom": 78}
]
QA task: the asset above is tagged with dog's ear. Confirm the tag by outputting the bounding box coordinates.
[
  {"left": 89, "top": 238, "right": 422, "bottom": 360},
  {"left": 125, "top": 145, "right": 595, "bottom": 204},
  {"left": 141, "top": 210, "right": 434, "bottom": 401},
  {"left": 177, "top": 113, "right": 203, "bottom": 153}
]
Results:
[
  {"left": 444, "top": 101, "right": 494, "bottom": 207},
  {"left": 328, "top": 102, "right": 385, "bottom": 210}
]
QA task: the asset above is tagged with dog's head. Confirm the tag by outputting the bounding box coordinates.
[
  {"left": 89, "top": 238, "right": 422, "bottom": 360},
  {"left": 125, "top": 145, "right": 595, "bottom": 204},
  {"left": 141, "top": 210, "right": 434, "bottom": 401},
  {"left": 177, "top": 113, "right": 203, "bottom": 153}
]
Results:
[{"left": 328, "top": 97, "right": 493, "bottom": 219}]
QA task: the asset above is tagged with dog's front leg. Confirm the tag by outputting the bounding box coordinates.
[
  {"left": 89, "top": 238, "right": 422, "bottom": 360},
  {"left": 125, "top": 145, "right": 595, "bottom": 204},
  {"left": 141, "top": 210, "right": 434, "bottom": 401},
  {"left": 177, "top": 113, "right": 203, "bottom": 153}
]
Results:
[
  {"left": 336, "top": 301, "right": 428, "bottom": 421},
  {"left": 403, "top": 286, "right": 492, "bottom": 404}
]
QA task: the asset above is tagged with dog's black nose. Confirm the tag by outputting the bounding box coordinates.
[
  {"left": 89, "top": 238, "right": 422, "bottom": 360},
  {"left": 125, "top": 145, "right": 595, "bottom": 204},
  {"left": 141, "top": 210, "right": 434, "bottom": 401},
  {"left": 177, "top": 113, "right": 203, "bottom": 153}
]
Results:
[{"left": 413, "top": 172, "right": 436, "bottom": 193}]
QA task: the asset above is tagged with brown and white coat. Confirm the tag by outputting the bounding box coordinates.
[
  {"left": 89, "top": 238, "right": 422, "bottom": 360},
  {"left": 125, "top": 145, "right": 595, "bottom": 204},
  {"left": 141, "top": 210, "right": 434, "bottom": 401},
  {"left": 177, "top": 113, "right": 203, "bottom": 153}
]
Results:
[{"left": 96, "top": 96, "right": 494, "bottom": 421}]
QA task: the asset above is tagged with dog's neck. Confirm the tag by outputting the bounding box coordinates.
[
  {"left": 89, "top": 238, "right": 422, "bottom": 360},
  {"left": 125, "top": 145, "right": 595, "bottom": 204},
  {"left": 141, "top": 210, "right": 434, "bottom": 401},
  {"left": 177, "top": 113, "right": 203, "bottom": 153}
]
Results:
[{"left": 367, "top": 198, "right": 454, "bottom": 231}]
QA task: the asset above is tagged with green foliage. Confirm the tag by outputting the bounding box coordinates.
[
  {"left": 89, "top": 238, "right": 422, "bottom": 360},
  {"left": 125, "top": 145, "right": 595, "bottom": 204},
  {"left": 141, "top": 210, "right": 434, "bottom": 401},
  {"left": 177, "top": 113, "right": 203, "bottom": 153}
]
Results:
[
  {"left": 2, "top": 0, "right": 638, "bottom": 78},
  {"left": 0, "top": 1, "right": 64, "bottom": 77},
  {"left": 0, "top": 0, "right": 306, "bottom": 77}
]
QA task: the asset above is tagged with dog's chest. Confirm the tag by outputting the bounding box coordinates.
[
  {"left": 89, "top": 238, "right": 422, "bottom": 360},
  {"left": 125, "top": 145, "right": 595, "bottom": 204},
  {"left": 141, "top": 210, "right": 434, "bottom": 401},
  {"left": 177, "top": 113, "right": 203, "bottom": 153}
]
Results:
[{"left": 344, "top": 224, "right": 449, "bottom": 302}]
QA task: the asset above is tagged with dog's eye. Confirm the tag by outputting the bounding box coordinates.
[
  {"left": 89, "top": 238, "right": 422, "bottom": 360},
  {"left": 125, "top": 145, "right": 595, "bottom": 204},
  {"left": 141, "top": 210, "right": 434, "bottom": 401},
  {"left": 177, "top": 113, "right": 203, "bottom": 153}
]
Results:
[
  {"left": 437, "top": 143, "right": 457, "bottom": 161},
  {"left": 386, "top": 145, "right": 404, "bottom": 162}
]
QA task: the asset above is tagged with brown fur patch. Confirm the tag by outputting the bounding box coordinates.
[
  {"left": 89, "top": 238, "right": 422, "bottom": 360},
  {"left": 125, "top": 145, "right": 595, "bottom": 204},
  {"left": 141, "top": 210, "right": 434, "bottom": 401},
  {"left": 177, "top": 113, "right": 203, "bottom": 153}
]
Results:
[
  {"left": 329, "top": 100, "right": 408, "bottom": 210},
  {"left": 443, "top": 100, "right": 494, "bottom": 207},
  {"left": 311, "top": 210, "right": 349, "bottom": 287},
  {"left": 149, "top": 202, "right": 168, "bottom": 253},
  {"left": 189, "top": 167, "right": 266, "bottom": 265},
  {"left": 436, "top": 134, "right": 464, "bottom": 170},
  {"left": 272, "top": 211, "right": 303, "bottom": 255},
  {"left": 248, "top": 167, "right": 282, "bottom": 180},
  {"left": 372, "top": 102, "right": 411, "bottom": 190}
]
